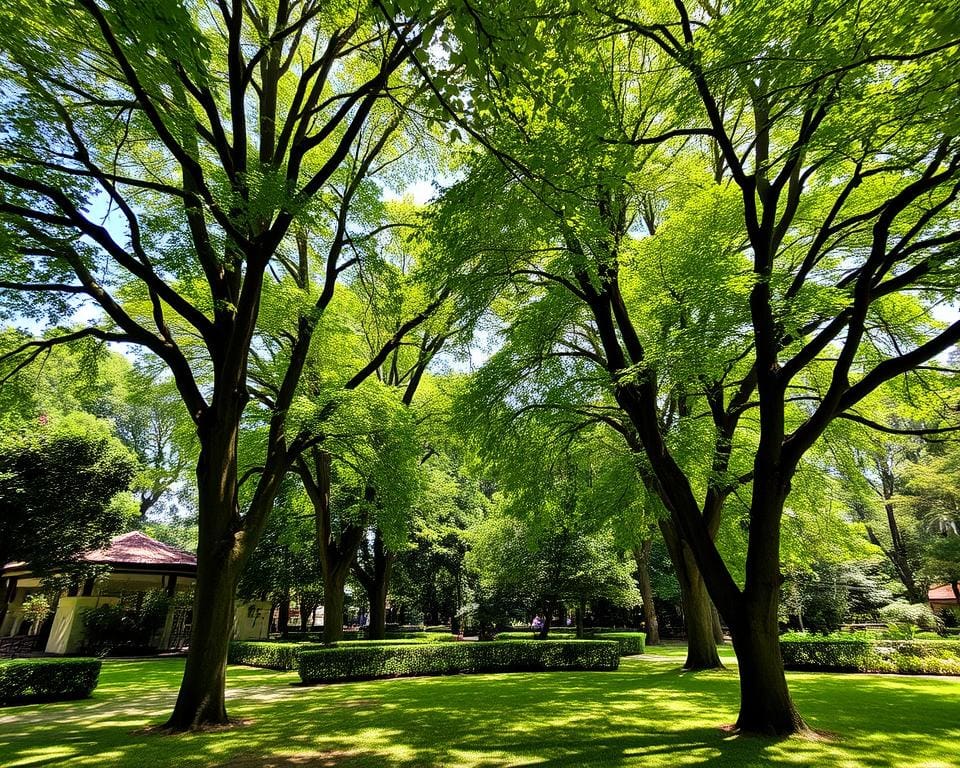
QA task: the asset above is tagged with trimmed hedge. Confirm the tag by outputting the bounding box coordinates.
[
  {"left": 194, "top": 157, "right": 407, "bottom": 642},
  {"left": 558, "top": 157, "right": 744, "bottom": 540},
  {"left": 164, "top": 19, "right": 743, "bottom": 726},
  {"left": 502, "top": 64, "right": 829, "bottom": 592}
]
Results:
[
  {"left": 594, "top": 632, "right": 645, "bottom": 656},
  {"left": 299, "top": 640, "right": 620, "bottom": 683},
  {"left": 780, "top": 635, "right": 872, "bottom": 671},
  {"left": 494, "top": 631, "right": 644, "bottom": 656},
  {"left": 229, "top": 639, "right": 451, "bottom": 670},
  {"left": 780, "top": 634, "right": 960, "bottom": 675},
  {"left": 0, "top": 658, "right": 102, "bottom": 705}
]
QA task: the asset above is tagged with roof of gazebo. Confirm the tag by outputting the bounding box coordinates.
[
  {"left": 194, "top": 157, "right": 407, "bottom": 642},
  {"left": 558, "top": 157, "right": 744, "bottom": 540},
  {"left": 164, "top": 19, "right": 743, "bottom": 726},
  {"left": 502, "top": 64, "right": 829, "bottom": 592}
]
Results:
[
  {"left": 928, "top": 583, "right": 959, "bottom": 604},
  {"left": 3, "top": 531, "right": 197, "bottom": 576},
  {"left": 82, "top": 531, "right": 197, "bottom": 568}
]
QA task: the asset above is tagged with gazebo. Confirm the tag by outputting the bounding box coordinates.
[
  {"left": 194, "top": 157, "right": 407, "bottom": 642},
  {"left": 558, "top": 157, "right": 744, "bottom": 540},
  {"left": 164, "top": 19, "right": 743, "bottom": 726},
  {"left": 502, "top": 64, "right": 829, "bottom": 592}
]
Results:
[
  {"left": 1, "top": 531, "right": 270, "bottom": 654},
  {"left": 928, "top": 583, "right": 960, "bottom": 617}
]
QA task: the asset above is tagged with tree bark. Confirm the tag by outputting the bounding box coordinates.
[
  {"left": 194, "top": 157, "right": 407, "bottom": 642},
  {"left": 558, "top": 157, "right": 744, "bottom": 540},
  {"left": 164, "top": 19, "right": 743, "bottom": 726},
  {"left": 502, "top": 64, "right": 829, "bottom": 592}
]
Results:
[
  {"left": 165, "top": 417, "right": 246, "bottom": 729},
  {"left": 298, "top": 449, "right": 366, "bottom": 645},
  {"left": 660, "top": 520, "right": 721, "bottom": 669},
  {"left": 538, "top": 601, "right": 554, "bottom": 639},
  {"left": 353, "top": 527, "right": 395, "bottom": 641},
  {"left": 632, "top": 540, "right": 661, "bottom": 645},
  {"left": 729, "top": 600, "right": 805, "bottom": 735},
  {"left": 711, "top": 602, "right": 725, "bottom": 644},
  {"left": 322, "top": 572, "right": 348, "bottom": 644},
  {"left": 575, "top": 597, "right": 586, "bottom": 639},
  {"left": 277, "top": 593, "right": 290, "bottom": 635}
]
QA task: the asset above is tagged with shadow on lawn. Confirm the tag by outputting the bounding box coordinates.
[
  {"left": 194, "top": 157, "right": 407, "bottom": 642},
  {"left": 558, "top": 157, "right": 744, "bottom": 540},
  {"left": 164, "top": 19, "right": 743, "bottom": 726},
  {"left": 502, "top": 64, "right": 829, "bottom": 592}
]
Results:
[{"left": 1, "top": 658, "right": 958, "bottom": 767}]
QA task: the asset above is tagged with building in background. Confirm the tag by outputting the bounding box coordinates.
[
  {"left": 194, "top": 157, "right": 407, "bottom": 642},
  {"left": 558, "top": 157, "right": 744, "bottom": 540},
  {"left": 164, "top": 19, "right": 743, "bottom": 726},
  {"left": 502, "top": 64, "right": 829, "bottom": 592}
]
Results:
[{"left": 1, "top": 531, "right": 270, "bottom": 655}]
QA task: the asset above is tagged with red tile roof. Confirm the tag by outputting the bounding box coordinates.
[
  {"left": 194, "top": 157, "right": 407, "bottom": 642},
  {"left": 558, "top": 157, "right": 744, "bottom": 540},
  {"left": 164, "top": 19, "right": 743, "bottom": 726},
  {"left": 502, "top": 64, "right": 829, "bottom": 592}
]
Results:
[
  {"left": 82, "top": 531, "right": 196, "bottom": 568},
  {"left": 928, "top": 583, "right": 959, "bottom": 603}
]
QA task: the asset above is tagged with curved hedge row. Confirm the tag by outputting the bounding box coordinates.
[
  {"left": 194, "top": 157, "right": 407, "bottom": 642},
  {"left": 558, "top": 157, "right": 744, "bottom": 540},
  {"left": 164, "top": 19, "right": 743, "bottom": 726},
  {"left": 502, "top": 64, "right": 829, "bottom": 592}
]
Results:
[
  {"left": 780, "top": 635, "right": 960, "bottom": 675},
  {"left": 299, "top": 640, "right": 620, "bottom": 683},
  {"left": 0, "top": 658, "right": 102, "bottom": 705},
  {"left": 494, "top": 631, "right": 645, "bottom": 656}
]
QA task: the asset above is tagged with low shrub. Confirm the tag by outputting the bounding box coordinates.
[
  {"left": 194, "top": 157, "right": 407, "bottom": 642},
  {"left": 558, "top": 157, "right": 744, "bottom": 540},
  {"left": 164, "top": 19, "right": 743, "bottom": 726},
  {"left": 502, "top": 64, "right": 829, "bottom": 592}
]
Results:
[
  {"left": 299, "top": 640, "right": 620, "bottom": 683},
  {"left": 494, "top": 631, "right": 644, "bottom": 656},
  {"left": 879, "top": 602, "right": 941, "bottom": 632},
  {"left": 780, "top": 634, "right": 960, "bottom": 675},
  {"left": 780, "top": 634, "right": 872, "bottom": 671},
  {"left": 228, "top": 641, "right": 320, "bottom": 670},
  {"left": 229, "top": 638, "right": 457, "bottom": 670},
  {"left": 594, "top": 632, "right": 645, "bottom": 656},
  {"left": 0, "top": 658, "right": 102, "bottom": 705}
]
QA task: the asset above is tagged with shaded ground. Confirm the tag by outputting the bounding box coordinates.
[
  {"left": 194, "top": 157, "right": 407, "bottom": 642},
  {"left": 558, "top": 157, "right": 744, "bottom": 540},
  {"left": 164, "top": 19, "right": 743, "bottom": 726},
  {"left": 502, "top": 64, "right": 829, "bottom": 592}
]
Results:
[{"left": 0, "top": 652, "right": 957, "bottom": 767}]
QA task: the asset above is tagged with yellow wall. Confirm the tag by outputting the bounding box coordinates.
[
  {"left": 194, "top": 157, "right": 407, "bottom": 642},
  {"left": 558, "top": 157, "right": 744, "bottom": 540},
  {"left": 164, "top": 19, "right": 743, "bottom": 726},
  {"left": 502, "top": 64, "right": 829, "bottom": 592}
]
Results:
[
  {"left": 233, "top": 601, "right": 272, "bottom": 641},
  {"left": 45, "top": 596, "right": 120, "bottom": 654}
]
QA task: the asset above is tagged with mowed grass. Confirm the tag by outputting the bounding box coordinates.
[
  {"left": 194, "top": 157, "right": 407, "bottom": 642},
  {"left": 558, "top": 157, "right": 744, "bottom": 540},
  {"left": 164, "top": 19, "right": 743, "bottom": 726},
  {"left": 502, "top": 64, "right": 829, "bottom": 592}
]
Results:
[{"left": 0, "top": 651, "right": 958, "bottom": 767}]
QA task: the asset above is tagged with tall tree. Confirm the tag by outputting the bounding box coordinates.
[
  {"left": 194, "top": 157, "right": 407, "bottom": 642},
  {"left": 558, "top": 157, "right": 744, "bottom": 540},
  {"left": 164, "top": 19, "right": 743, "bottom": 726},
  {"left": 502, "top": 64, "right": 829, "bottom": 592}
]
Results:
[
  {"left": 0, "top": 0, "right": 438, "bottom": 727},
  {"left": 425, "top": 0, "right": 960, "bottom": 734}
]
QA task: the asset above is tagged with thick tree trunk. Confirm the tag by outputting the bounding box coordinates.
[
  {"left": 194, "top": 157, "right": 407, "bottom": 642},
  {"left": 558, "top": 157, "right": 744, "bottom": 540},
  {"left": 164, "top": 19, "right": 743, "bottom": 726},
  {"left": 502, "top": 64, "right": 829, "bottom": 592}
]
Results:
[
  {"left": 729, "top": 473, "right": 808, "bottom": 736},
  {"left": 165, "top": 533, "right": 237, "bottom": 729},
  {"left": 729, "top": 602, "right": 806, "bottom": 735},
  {"left": 711, "top": 603, "right": 725, "bottom": 644},
  {"left": 632, "top": 540, "right": 661, "bottom": 645},
  {"left": 366, "top": 554, "right": 394, "bottom": 641},
  {"left": 167, "top": 572, "right": 235, "bottom": 728},
  {"left": 166, "top": 424, "right": 246, "bottom": 730},
  {"left": 660, "top": 520, "right": 721, "bottom": 669},
  {"left": 322, "top": 573, "right": 348, "bottom": 644},
  {"left": 575, "top": 598, "right": 586, "bottom": 639},
  {"left": 538, "top": 602, "right": 554, "bottom": 639},
  {"left": 354, "top": 528, "right": 394, "bottom": 641}
]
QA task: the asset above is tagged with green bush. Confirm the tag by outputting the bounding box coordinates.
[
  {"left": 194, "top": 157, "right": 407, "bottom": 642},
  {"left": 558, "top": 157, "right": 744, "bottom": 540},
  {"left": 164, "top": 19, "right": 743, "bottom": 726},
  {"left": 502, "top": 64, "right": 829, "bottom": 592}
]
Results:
[
  {"left": 0, "top": 658, "right": 102, "bottom": 705},
  {"left": 879, "top": 602, "right": 941, "bottom": 632},
  {"left": 780, "top": 634, "right": 873, "bottom": 671},
  {"left": 780, "top": 634, "right": 960, "bottom": 675},
  {"left": 229, "top": 638, "right": 457, "bottom": 670},
  {"left": 228, "top": 641, "right": 321, "bottom": 670},
  {"left": 495, "top": 630, "right": 643, "bottom": 656},
  {"left": 594, "top": 632, "right": 645, "bottom": 656},
  {"left": 298, "top": 640, "right": 620, "bottom": 683}
]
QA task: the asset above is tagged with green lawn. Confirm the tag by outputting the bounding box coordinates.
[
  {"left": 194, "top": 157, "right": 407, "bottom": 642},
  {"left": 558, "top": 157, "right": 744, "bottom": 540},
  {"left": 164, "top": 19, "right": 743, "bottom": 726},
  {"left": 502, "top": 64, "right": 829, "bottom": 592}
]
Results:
[{"left": 0, "top": 653, "right": 958, "bottom": 767}]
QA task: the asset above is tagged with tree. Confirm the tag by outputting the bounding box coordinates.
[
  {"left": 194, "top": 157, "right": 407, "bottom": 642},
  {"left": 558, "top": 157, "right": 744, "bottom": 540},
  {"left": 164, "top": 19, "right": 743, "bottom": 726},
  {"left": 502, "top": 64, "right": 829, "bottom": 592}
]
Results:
[
  {"left": 0, "top": 412, "right": 137, "bottom": 574},
  {"left": 423, "top": 0, "right": 960, "bottom": 734},
  {"left": 0, "top": 0, "right": 439, "bottom": 727}
]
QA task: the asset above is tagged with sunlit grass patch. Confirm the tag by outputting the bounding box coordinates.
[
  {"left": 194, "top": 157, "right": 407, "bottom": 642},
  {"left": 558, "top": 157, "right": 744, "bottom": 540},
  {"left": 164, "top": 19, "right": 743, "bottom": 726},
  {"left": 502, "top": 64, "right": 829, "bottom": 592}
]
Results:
[{"left": 0, "top": 655, "right": 957, "bottom": 766}]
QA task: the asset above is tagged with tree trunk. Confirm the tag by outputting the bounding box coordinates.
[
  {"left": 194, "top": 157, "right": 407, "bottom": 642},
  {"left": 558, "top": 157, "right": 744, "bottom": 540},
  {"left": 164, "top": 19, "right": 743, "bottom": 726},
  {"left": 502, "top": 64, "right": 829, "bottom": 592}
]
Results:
[
  {"left": 322, "top": 572, "right": 348, "bottom": 644},
  {"left": 277, "top": 593, "right": 290, "bottom": 635},
  {"left": 165, "top": 534, "right": 237, "bottom": 729},
  {"left": 165, "top": 425, "right": 245, "bottom": 730},
  {"left": 711, "top": 602, "right": 725, "bottom": 644},
  {"left": 366, "top": 552, "right": 394, "bottom": 641},
  {"left": 660, "top": 520, "right": 721, "bottom": 669},
  {"left": 632, "top": 540, "right": 661, "bottom": 645},
  {"left": 729, "top": 601, "right": 806, "bottom": 735},
  {"left": 354, "top": 528, "right": 395, "bottom": 641},
  {"left": 538, "top": 602, "right": 554, "bottom": 639},
  {"left": 575, "top": 597, "right": 586, "bottom": 639},
  {"left": 728, "top": 473, "right": 808, "bottom": 736}
]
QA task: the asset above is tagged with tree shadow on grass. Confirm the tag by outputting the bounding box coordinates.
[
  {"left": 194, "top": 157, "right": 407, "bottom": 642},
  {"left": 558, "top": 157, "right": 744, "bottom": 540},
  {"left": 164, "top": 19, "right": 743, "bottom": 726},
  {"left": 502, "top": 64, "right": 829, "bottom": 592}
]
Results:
[{"left": 2, "top": 658, "right": 958, "bottom": 767}]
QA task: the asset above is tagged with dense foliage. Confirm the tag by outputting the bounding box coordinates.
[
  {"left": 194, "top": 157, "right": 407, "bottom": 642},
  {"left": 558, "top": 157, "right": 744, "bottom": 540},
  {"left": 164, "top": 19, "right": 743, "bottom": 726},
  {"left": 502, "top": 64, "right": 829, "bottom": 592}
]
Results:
[
  {"left": 0, "top": 414, "right": 137, "bottom": 572},
  {"left": 0, "top": 658, "right": 102, "bottom": 704}
]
